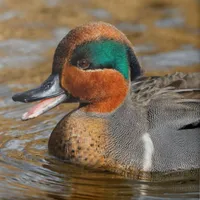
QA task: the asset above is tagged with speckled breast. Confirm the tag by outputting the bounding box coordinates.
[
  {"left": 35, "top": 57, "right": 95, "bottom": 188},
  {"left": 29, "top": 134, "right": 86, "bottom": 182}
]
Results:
[{"left": 48, "top": 111, "right": 109, "bottom": 169}]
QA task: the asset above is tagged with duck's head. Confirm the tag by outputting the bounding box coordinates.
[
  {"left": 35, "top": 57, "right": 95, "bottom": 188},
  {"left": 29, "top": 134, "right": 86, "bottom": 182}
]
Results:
[{"left": 12, "top": 22, "right": 142, "bottom": 120}]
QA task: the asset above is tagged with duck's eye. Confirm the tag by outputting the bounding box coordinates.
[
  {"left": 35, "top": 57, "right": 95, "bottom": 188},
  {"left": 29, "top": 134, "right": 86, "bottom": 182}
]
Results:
[{"left": 77, "top": 59, "right": 90, "bottom": 69}]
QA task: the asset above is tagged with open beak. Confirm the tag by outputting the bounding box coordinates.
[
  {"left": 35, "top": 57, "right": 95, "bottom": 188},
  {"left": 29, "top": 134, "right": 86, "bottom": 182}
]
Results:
[{"left": 12, "top": 74, "right": 70, "bottom": 120}]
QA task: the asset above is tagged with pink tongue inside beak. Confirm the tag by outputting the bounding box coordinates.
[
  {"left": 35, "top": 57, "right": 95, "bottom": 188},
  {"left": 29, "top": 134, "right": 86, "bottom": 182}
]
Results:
[{"left": 22, "top": 94, "right": 67, "bottom": 120}]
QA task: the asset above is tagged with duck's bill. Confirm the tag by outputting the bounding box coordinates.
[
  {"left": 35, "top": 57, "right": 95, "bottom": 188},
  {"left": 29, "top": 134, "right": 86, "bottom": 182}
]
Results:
[{"left": 12, "top": 74, "right": 69, "bottom": 121}]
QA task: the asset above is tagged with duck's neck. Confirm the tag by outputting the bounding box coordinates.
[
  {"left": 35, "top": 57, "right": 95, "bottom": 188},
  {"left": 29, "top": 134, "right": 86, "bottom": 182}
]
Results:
[{"left": 81, "top": 81, "right": 129, "bottom": 113}]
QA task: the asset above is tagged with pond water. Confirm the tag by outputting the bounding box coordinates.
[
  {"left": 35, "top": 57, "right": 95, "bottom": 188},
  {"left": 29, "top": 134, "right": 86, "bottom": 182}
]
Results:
[{"left": 0, "top": 0, "right": 199, "bottom": 199}]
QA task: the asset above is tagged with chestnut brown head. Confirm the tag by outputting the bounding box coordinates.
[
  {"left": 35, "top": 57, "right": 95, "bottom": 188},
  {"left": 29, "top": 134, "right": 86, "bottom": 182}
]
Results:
[{"left": 12, "top": 22, "right": 142, "bottom": 118}]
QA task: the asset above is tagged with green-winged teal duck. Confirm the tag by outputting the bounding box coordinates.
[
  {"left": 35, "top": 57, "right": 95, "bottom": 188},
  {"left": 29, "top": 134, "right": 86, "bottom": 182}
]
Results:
[{"left": 12, "top": 22, "right": 200, "bottom": 176}]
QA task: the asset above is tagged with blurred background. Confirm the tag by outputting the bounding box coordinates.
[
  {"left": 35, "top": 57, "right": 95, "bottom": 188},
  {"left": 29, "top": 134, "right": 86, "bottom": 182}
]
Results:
[{"left": 0, "top": 0, "right": 199, "bottom": 200}]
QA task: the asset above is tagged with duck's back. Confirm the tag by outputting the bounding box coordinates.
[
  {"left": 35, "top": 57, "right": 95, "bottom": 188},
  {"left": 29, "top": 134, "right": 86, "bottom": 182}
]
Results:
[{"left": 129, "top": 72, "right": 200, "bottom": 171}]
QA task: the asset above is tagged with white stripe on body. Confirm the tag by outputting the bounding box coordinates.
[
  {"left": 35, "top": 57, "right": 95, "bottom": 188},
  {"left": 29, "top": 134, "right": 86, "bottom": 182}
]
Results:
[{"left": 142, "top": 133, "right": 154, "bottom": 171}]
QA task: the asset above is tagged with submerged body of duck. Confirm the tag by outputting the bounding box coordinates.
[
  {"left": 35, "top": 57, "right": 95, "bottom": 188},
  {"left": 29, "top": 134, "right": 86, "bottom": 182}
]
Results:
[{"left": 12, "top": 22, "right": 200, "bottom": 176}]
